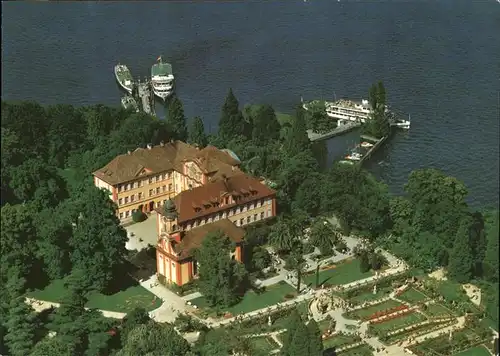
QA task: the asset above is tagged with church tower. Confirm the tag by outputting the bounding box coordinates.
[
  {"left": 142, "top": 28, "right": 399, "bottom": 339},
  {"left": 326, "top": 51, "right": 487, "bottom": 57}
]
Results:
[{"left": 162, "top": 199, "right": 182, "bottom": 242}]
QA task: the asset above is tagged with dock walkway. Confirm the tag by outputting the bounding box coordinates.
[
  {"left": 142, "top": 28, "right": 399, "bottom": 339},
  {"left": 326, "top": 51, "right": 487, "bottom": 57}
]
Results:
[
  {"left": 307, "top": 121, "right": 361, "bottom": 142},
  {"left": 138, "top": 81, "right": 155, "bottom": 116}
]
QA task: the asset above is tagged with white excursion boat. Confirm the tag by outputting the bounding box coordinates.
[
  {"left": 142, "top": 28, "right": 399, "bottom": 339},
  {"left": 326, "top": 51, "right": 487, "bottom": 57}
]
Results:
[
  {"left": 303, "top": 97, "right": 410, "bottom": 130},
  {"left": 394, "top": 114, "right": 411, "bottom": 129},
  {"left": 151, "top": 56, "right": 174, "bottom": 100},
  {"left": 360, "top": 141, "right": 374, "bottom": 148},
  {"left": 114, "top": 64, "right": 133, "bottom": 94}
]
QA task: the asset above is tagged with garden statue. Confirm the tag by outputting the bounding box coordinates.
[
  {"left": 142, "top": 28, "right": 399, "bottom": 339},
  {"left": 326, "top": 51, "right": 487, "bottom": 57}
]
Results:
[
  {"left": 373, "top": 284, "right": 377, "bottom": 295},
  {"left": 449, "top": 329, "right": 453, "bottom": 341},
  {"left": 268, "top": 315, "right": 272, "bottom": 326}
]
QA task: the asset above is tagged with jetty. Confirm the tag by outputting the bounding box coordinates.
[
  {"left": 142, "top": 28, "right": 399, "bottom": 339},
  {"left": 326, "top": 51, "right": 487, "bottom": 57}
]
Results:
[{"left": 307, "top": 121, "right": 361, "bottom": 142}]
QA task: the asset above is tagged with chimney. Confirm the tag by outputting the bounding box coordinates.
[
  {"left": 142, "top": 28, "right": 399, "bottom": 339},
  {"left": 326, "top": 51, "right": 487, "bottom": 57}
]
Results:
[
  {"left": 147, "top": 143, "right": 152, "bottom": 150},
  {"left": 160, "top": 141, "right": 165, "bottom": 147},
  {"left": 232, "top": 166, "right": 235, "bottom": 171},
  {"left": 127, "top": 150, "right": 131, "bottom": 155}
]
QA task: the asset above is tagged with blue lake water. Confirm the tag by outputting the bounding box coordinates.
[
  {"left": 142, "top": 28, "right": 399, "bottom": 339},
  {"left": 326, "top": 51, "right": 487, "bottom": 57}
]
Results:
[{"left": 2, "top": 1, "right": 499, "bottom": 208}]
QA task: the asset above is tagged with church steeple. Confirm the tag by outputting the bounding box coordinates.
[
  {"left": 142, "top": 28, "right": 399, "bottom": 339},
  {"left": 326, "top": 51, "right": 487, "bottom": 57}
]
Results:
[{"left": 164, "top": 199, "right": 178, "bottom": 221}]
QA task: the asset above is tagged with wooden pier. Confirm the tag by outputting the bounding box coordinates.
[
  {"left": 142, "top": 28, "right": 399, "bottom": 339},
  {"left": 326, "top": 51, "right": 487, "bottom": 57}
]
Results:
[
  {"left": 358, "top": 134, "right": 388, "bottom": 166},
  {"left": 136, "top": 79, "right": 156, "bottom": 116},
  {"left": 307, "top": 121, "right": 361, "bottom": 142}
]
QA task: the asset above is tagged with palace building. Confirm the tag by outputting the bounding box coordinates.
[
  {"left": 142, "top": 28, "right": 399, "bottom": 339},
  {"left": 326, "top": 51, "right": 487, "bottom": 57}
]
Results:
[
  {"left": 93, "top": 140, "right": 277, "bottom": 286},
  {"left": 155, "top": 174, "right": 277, "bottom": 286},
  {"left": 92, "top": 140, "right": 243, "bottom": 221}
]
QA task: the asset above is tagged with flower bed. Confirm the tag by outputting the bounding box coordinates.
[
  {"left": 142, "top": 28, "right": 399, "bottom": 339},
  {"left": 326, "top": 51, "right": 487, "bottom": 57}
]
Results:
[
  {"left": 344, "top": 300, "right": 404, "bottom": 321},
  {"left": 369, "top": 308, "right": 415, "bottom": 324},
  {"left": 408, "top": 327, "right": 489, "bottom": 356},
  {"left": 381, "top": 319, "right": 455, "bottom": 345},
  {"left": 368, "top": 305, "right": 408, "bottom": 321},
  {"left": 368, "top": 312, "right": 427, "bottom": 336}
]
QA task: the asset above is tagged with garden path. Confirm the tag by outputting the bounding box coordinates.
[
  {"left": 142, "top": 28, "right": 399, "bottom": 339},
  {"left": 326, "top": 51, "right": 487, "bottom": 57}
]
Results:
[{"left": 26, "top": 297, "right": 127, "bottom": 319}]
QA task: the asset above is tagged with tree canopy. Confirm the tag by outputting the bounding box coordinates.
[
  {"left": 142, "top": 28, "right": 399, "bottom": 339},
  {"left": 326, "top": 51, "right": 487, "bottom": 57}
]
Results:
[{"left": 195, "top": 231, "right": 247, "bottom": 308}]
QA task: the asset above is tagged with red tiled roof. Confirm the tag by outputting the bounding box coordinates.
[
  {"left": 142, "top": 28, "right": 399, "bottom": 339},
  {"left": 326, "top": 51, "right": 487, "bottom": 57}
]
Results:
[
  {"left": 92, "top": 141, "right": 240, "bottom": 186},
  {"left": 167, "top": 219, "right": 244, "bottom": 260},
  {"left": 156, "top": 174, "right": 276, "bottom": 224}
]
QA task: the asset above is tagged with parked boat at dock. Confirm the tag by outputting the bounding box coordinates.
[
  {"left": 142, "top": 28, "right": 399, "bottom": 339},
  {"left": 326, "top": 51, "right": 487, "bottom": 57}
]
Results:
[
  {"left": 303, "top": 97, "right": 410, "bottom": 130},
  {"left": 121, "top": 95, "right": 139, "bottom": 112},
  {"left": 114, "top": 64, "right": 133, "bottom": 94},
  {"left": 345, "top": 152, "right": 363, "bottom": 161},
  {"left": 151, "top": 56, "right": 174, "bottom": 100}
]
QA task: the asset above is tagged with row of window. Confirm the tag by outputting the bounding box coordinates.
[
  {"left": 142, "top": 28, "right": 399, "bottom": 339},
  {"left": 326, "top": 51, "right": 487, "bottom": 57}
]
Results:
[
  {"left": 118, "top": 185, "right": 174, "bottom": 206},
  {"left": 183, "top": 209, "right": 272, "bottom": 231},
  {"left": 117, "top": 172, "right": 173, "bottom": 193},
  {"left": 119, "top": 200, "right": 167, "bottom": 219}
]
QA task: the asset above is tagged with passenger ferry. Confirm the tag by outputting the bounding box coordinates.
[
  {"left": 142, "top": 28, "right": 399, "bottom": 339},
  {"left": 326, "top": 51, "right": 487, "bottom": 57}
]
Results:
[
  {"left": 303, "top": 98, "right": 410, "bottom": 129},
  {"left": 151, "top": 56, "right": 175, "bottom": 100}
]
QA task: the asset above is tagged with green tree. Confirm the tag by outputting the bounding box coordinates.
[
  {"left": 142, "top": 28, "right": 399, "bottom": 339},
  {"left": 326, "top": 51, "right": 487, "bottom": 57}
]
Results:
[
  {"left": 277, "top": 150, "right": 319, "bottom": 200},
  {"left": 49, "top": 270, "right": 90, "bottom": 353},
  {"left": 121, "top": 307, "right": 151, "bottom": 345},
  {"left": 307, "top": 320, "right": 323, "bottom": 356},
  {"left": 287, "top": 319, "right": 310, "bottom": 356},
  {"left": 482, "top": 210, "right": 499, "bottom": 283},
  {"left": 9, "top": 158, "right": 68, "bottom": 208},
  {"left": 292, "top": 173, "right": 324, "bottom": 217},
  {"left": 166, "top": 95, "right": 188, "bottom": 141},
  {"left": 448, "top": 217, "right": 474, "bottom": 283},
  {"left": 117, "top": 321, "right": 190, "bottom": 356},
  {"left": 269, "top": 215, "right": 305, "bottom": 253},
  {"left": 195, "top": 231, "right": 247, "bottom": 308},
  {"left": 281, "top": 309, "right": 302, "bottom": 355},
  {"left": 69, "top": 186, "right": 128, "bottom": 292},
  {"left": 218, "top": 89, "right": 247, "bottom": 143},
  {"left": 363, "top": 81, "right": 390, "bottom": 138},
  {"left": 3, "top": 274, "right": 37, "bottom": 356},
  {"left": 1, "top": 204, "right": 38, "bottom": 280},
  {"left": 284, "top": 104, "right": 311, "bottom": 157},
  {"left": 187, "top": 116, "right": 208, "bottom": 148},
  {"left": 251, "top": 104, "right": 281, "bottom": 142},
  {"left": 309, "top": 219, "right": 340, "bottom": 256},
  {"left": 33, "top": 205, "right": 73, "bottom": 280},
  {"left": 30, "top": 336, "right": 75, "bottom": 356},
  {"left": 306, "top": 101, "right": 336, "bottom": 134}
]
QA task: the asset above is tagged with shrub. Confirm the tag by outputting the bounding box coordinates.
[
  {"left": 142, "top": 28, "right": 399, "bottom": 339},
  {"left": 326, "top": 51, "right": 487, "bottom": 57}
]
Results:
[{"left": 132, "top": 210, "right": 147, "bottom": 222}]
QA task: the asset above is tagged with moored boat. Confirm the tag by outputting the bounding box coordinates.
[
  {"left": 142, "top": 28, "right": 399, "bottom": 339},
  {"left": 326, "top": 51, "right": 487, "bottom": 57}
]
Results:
[
  {"left": 151, "top": 56, "right": 174, "bottom": 100},
  {"left": 345, "top": 152, "right": 362, "bottom": 161},
  {"left": 114, "top": 64, "right": 134, "bottom": 94},
  {"left": 121, "top": 95, "right": 139, "bottom": 112}
]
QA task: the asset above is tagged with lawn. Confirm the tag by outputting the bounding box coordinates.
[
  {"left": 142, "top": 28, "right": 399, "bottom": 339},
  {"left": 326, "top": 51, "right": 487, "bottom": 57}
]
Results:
[
  {"left": 369, "top": 312, "right": 427, "bottom": 333},
  {"left": 348, "top": 285, "right": 393, "bottom": 305},
  {"left": 398, "top": 288, "right": 428, "bottom": 304},
  {"left": 27, "top": 278, "right": 162, "bottom": 313},
  {"left": 423, "top": 302, "right": 454, "bottom": 318},
  {"left": 303, "top": 258, "right": 374, "bottom": 288},
  {"left": 383, "top": 320, "right": 453, "bottom": 345},
  {"left": 191, "top": 281, "right": 296, "bottom": 315},
  {"left": 341, "top": 344, "right": 374, "bottom": 356},
  {"left": 454, "top": 345, "right": 491, "bottom": 356},
  {"left": 248, "top": 336, "right": 279, "bottom": 354},
  {"left": 344, "top": 299, "right": 404, "bottom": 320},
  {"left": 322, "top": 333, "right": 361, "bottom": 350}
]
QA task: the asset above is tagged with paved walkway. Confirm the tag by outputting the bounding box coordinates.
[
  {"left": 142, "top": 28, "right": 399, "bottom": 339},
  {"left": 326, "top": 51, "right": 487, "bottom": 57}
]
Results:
[{"left": 26, "top": 298, "right": 127, "bottom": 319}]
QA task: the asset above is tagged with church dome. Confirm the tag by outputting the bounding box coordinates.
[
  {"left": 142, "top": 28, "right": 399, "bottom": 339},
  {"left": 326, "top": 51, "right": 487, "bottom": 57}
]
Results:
[{"left": 163, "top": 199, "right": 178, "bottom": 221}]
